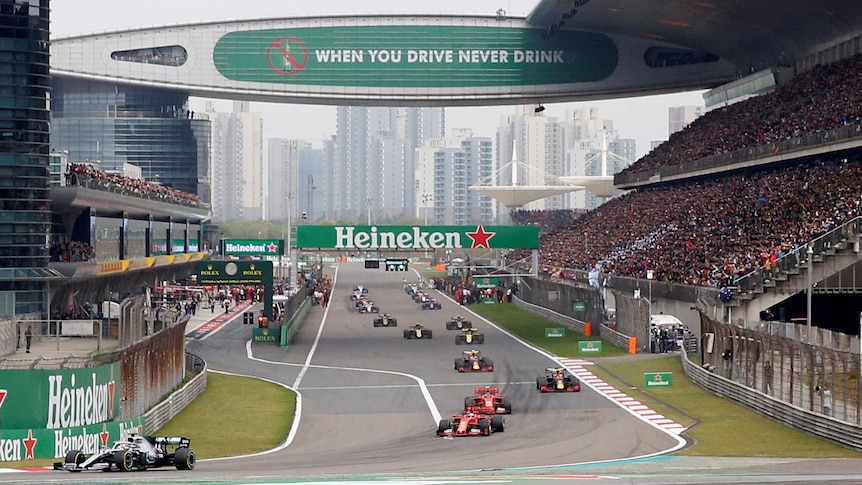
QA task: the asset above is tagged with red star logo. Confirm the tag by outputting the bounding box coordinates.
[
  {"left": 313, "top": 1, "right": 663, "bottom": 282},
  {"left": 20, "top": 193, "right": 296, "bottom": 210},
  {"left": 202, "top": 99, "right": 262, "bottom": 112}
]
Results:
[
  {"left": 100, "top": 423, "right": 110, "bottom": 447},
  {"left": 23, "top": 429, "right": 37, "bottom": 460},
  {"left": 466, "top": 225, "right": 495, "bottom": 249},
  {"left": 268, "top": 243, "right": 277, "bottom": 253},
  {"left": 0, "top": 389, "right": 7, "bottom": 410}
]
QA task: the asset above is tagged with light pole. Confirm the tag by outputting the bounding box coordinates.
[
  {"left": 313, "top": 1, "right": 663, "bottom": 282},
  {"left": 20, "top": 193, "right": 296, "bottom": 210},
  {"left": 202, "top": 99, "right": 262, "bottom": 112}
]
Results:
[
  {"left": 366, "top": 198, "right": 372, "bottom": 225},
  {"left": 307, "top": 174, "right": 315, "bottom": 222},
  {"left": 422, "top": 193, "right": 433, "bottom": 225},
  {"left": 807, "top": 244, "right": 814, "bottom": 343}
]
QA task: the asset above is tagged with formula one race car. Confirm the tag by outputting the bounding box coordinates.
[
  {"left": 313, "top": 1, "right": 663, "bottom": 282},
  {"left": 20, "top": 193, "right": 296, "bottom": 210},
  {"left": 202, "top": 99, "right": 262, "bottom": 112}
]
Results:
[
  {"left": 404, "top": 323, "right": 432, "bottom": 339},
  {"left": 357, "top": 300, "right": 379, "bottom": 313},
  {"left": 536, "top": 367, "right": 581, "bottom": 392},
  {"left": 350, "top": 286, "right": 369, "bottom": 300},
  {"left": 55, "top": 434, "right": 196, "bottom": 472},
  {"left": 455, "top": 327, "right": 484, "bottom": 345},
  {"left": 420, "top": 298, "right": 442, "bottom": 310},
  {"left": 437, "top": 411, "right": 505, "bottom": 437},
  {"left": 446, "top": 315, "right": 472, "bottom": 330},
  {"left": 373, "top": 313, "right": 398, "bottom": 327},
  {"left": 454, "top": 349, "right": 494, "bottom": 372},
  {"left": 464, "top": 386, "right": 512, "bottom": 414}
]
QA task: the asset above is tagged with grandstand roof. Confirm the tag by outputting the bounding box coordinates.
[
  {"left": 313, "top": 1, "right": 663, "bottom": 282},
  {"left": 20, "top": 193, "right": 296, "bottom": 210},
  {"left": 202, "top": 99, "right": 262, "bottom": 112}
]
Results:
[{"left": 528, "top": 0, "right": 862, "bottom": 76}]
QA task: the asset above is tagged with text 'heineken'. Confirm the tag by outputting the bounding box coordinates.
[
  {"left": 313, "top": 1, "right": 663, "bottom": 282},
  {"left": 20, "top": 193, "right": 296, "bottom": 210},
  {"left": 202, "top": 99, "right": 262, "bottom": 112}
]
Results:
[{"left": 335, "top": 226, "right": 460, "bottom": 249}]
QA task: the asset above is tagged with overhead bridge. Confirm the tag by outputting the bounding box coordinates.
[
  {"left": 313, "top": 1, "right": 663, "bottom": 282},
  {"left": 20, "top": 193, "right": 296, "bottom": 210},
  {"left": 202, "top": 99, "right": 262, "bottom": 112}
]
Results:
[{"left": 51, "top": 14, "right": 738, "bottom": 107}]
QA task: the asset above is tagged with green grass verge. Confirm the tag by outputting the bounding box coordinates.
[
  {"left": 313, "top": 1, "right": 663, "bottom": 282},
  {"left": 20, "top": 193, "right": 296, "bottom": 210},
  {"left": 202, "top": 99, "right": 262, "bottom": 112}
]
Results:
[
  {"left": 156, "top": 372, "right": 295, "bottom": 458},
  {"left": 591, "top": 356, "right": 858, "bottom": 457},
  {"left": 468, "top": 303, "right": 629, "bottom": 358}
]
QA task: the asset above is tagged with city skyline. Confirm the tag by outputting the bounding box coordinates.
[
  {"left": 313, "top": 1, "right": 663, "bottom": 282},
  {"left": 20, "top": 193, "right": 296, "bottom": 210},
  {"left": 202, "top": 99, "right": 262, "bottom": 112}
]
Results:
[{"left": 50, "top": 0, "right": 707, "bottom": 160}]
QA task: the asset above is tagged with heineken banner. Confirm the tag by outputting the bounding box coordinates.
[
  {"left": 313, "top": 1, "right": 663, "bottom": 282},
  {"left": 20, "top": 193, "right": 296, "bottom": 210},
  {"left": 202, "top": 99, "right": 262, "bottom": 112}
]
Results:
[
  {"left": 0, "top": 362, "right": 141, "bottom": 461},
  {"left": 214, "top": 26, "right": 617, "bottom": 88},
  {"left": 221, "top": 239, "right": 285, "bottom": 256},
  {"left": 295, "top": 225, "right": 539, "bottom": 250}
]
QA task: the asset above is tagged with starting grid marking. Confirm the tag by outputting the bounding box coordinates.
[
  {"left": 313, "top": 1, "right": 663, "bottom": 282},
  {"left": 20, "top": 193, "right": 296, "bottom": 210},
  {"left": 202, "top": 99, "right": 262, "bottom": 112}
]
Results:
[{"left": 558, "top": 358, "right": 688, "bottom": 435}]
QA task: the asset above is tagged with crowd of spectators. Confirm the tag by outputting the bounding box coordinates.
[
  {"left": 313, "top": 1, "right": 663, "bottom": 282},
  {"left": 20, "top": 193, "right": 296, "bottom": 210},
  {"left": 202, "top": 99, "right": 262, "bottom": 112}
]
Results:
[
  {"left": 509, "top": 209, "right": 586, "bottom": 233},
  {"left": 620, "top": 53, "right": 862, "bottom": 177},
  {"left": 66, "top": 163, "right": 202, "bottom": 207},
  {"left": 511, "top": 154, "right": 862, "bottom": 288},
  {"left": 50, "top": 240, "right": 94, "bottom": 262}
]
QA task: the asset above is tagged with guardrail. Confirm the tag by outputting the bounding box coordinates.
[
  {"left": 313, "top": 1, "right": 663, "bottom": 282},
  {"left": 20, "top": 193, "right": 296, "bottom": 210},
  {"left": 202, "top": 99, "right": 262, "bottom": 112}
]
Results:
[
  {"left": 681, "top": 350, "right": 862, "bottom": 451},
  {"left": 144, "top": 352, "right": 207, "bottom": 433},
  {"left": 513, "top": 296, "right": 587, "bottom": 334},
  {"left": 281, "top": 298, "right": 311, "bottom": 346}
]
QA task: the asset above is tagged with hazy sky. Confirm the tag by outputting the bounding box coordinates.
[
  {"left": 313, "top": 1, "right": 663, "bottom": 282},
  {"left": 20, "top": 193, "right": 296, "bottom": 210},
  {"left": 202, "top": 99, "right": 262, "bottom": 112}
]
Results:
[{"left": 50, "top": 0, "right": 706, "bottom": 158}]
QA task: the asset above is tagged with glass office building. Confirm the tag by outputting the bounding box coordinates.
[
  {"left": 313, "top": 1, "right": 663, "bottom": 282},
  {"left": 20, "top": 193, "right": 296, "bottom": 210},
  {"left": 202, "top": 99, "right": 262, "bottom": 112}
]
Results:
[
  {"left": 0, "top": 0, "right": 62, "bottom": 316},
  {"left": 50, "top": 77, "right": 211, "bottom": 201}
]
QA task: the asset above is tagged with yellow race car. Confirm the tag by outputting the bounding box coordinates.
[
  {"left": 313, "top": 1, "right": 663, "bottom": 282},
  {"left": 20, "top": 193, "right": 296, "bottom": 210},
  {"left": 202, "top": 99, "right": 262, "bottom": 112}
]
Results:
[{"left": 404, "top": 323, "right": 433, "bottom": 339}]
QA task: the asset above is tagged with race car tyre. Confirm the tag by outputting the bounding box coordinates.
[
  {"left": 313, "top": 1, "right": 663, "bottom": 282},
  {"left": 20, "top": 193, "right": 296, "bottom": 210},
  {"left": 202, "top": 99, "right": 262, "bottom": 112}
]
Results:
[
  {"left": 114, "top": 450, "right": 135, "bottom": 472},
  {"left": 65, "top": 449, "right": 86, "bottom": 468},
  {"left": 422, "top": 330, "right": 432, "bottom": 339},
  {"left": 446, "top": 322, "right": 456, "bottom": 330},
  {"left": 483, "top": 358, "right": 494, "bottom": 371},
  {"left": 456, "top": 335, "right": 466, "bottom": 345},
  {"left": 464, "top": 396, "right": 474, "bottom": 410},
  {"left": 476, "top": 334, "right": 485, "bottom": 344},
  {"left": 491, "top": 415, "right": 505, "bottom": 432},
  {"left": 454, "top": 358, "right": 465, "bottom": 371},
  {"left": 536, "top": 377, "right": 544, "bottom": 390},
  {"left": 174, "top": 447, "right": 196, "bottom": 470},
  {"left": 478, "top": 418, "right": 491, "bottom": 436},
  {"left": 437, "top": 419, "right": 451, "bottom": 435},
  {"left": 404, "top": 330, "right": 413, "bottom": 339},
  {"left": 390, "top": 318, "right": 397, "bottom": 326},
  {"left": 373, "top": 320, "right": 382, "bottom": 327},
  {"left": 501, "top": 398, "right": 512, "bottom": 413}
]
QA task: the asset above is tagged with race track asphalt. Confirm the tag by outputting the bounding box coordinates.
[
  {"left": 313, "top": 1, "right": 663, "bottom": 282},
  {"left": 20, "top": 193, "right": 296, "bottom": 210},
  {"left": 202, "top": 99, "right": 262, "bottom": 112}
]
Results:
[{"left": 182, "top": 261, "right": 681, "bottom": 480}]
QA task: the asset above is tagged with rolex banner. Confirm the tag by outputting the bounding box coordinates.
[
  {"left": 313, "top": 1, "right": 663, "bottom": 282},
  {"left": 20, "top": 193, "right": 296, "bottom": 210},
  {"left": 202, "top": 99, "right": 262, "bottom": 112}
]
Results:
[{"left": 295, "top": 225, "right": 539, "bottom": 250}]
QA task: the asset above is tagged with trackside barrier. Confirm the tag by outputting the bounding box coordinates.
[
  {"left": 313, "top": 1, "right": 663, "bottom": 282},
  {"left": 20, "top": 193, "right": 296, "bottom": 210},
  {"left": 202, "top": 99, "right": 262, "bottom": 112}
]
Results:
[
  {"left": 281, "top": 297, "right": 311, "bottom": 347},
  {"left": 144, "top": 352, "right": 208, "bottom": 433},
  {"left": 628, "top": 337, "right": 637, "bottom": 354},
  {"left": 681, "top": 351, "right": 862, "bottom": 451},
  {"left": 513, "top": 296, "right": 586, "bottom": 334}
]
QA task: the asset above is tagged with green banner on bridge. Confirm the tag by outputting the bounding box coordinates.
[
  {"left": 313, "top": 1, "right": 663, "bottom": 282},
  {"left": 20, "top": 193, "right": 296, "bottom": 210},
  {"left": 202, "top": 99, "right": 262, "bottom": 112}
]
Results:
[
  {"left": 213, "top": 26, "right": 617, "bottom": 88},
  {"left": 296, "top": 225, "right": 538, "bottom": 250}
]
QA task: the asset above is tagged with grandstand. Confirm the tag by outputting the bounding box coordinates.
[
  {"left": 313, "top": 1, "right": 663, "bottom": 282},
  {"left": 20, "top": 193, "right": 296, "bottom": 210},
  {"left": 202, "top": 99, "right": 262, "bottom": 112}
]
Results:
[{"left": 510, "top": 51, "right": 862, "bottom": 336}]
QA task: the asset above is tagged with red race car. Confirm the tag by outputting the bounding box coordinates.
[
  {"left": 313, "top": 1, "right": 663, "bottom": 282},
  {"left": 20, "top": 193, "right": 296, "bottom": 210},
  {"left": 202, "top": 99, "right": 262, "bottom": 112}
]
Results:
[
  {"left": 437, "top": 411, "right": 505, "bottom": 437},
  {"left": 464, "top": 386, "right": 512, "bottom": 414},
  {"left": 536, "top": 367, "right": 581, "bottom": 392},
  {"left": 454, "top": 350, "right": 493, "bottom": 372}
]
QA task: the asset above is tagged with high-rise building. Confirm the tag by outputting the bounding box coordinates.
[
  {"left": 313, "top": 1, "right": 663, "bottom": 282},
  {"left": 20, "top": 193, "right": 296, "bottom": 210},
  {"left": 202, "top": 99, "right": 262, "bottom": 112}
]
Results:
[
  {"left": 266, "top": 139, "right": 323, "bottom": 222},
  {"left": 563, "top": 108, "right": 636, "bottom": 209},
  {"left": 498, "top": 106, "right": 564, "bottom": 212},
  {"left": 0, "top": 0, "right": 63, "bottom": 316},
  {"left": 51, "top": 77, "right": 211, "bottom": 199},
  {"left": 669, "top": 105, "right": 705, "bottom": 135},
  {"left": 209, "top": 101, "right": 263, "bottom": 221},
  {"left": 415, "top": 129, "right": 494, "bottom": 225},
  {"left": 326, "top": 106, "right": 444, "bottom": 222}
]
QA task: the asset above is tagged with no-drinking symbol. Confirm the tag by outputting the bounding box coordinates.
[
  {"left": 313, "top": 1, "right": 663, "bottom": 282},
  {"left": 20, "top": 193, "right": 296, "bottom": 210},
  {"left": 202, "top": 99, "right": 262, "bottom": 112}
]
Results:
[{"left": 268, "top": 37, "right": 308, "bottom": 75}]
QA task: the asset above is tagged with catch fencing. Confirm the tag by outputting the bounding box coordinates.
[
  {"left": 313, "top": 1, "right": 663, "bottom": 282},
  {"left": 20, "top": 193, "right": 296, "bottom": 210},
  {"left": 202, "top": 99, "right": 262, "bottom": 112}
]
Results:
[{"left": 700, "top": 313, "right": 862, "bottom": 426}]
